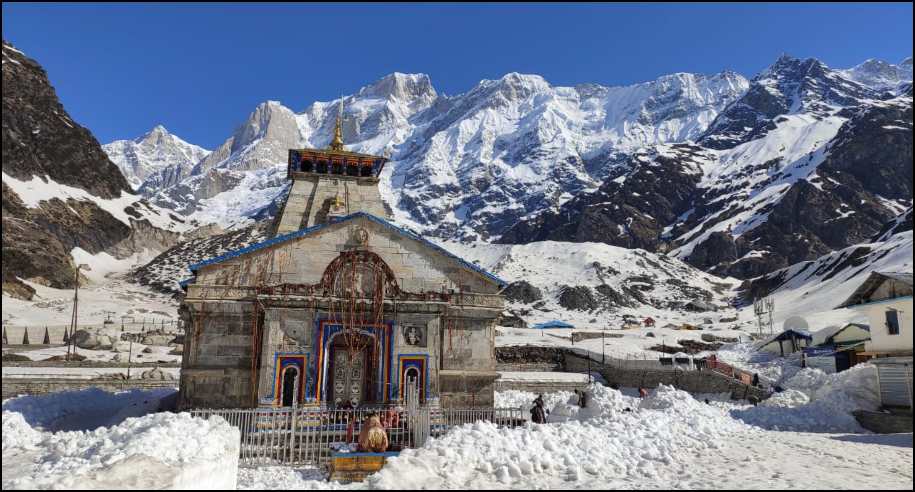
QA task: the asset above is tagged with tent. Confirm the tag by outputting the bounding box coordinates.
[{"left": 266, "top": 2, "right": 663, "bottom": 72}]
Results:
[{"left": 532, "top": 320, "right": 575, "bottom": 329}]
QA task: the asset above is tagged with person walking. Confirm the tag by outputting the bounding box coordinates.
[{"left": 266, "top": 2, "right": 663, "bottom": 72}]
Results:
[{"left": 531, "top": 395, "right": 547, "bottom": 424}]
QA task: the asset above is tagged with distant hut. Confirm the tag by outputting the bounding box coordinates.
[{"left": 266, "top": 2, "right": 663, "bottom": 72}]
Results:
[
  {"left": 643, "top": 317, "right": 656, "bottom": 328},
  {"left": 758, "top": 329, "right": 813, "bottom": 357}
]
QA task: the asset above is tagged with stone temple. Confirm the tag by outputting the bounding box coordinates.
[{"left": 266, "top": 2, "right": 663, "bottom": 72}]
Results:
[{"left": 176, "top": 114, "right": 506, "bottom": 410}]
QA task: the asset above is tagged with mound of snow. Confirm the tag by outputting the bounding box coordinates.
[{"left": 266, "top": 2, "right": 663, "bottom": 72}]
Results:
[
  {"left": 731, "top": 364, "right": 880, "bottom": 433},
  {"left": 3, "top": 387, "right": 176, "bottom": 432},
  {"left": 1, "top": 411, "right": 239, "bottom": 490},
  {"left": 367, "top": 384, "right": 744, "bottom": 489}
]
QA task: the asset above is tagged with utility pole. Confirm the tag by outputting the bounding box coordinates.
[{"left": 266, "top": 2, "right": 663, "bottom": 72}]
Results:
[
  {"left": 66, "top": 263, "right": 91, "bottom": 361},
  {"left": 127, "top": 338, "right": 133, "bottom": 379},
  {"left": 753, "top": 294, "right": 775, "bottom": 336},
  {"left": 602, "top": 329, "right": 606, "bottom": 364}
]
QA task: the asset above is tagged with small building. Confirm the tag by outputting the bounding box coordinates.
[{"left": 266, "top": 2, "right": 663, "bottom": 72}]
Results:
[
  {"left": 758, "top": 329, "right": 812, "bottom": 357},
  {"left": 643, "top": 317, "right": 656, "bottom": 328},
  {"left": 822, "top": 323, "right": 871, "bottom": 371},
  {"left": 836, "top": 272, "right": 913, "bottom": 357}
]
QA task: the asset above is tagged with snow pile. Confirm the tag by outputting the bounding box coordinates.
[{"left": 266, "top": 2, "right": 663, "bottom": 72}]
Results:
[
  {"left": 365, "top": 384, "right": 744, "bottom": 489},
  {"left": 2, "top": 410, "right": 239, "bottom": 490},
  {"left": 3, "top": 387, "right": 176, "bottom": 432},
  {"left": 495, "top": 389, "right": 577, "bottom": 415},
  {"left": 730, "top": 364, "right": 880, "bottom": 433},
  {"left": 548, "top": 384, "right": 636, "bottom": 423},
  {"left": 2, "top": 411, "right": 42, "bottom": 451}
]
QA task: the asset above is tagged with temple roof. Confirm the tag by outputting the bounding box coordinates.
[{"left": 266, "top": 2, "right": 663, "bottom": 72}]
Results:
[{"left": 185, "top": 212, "right": 507, "bottom": 289}]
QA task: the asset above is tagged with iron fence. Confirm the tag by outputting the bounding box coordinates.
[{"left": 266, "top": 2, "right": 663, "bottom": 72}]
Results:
[{"left": 188, "top": 404, "right": 523, "bottom": 468}]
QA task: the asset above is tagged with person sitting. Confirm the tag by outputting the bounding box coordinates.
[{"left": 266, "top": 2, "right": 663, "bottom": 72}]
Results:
[{"left": 358, "top": 413, "right": 389, "bottom": 453}]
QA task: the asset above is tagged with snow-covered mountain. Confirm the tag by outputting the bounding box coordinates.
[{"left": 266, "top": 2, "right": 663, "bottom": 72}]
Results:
[
  {"left": 103, "top": 125, "right": 209, "bottom": 191},
  {"left": 741, "top": 210, "right": 912, "bottom": 330},
  {"left": 108, "top": 70, "right": 750, "bottom": 236},
  {"left": 2, "top": 41, "right": 197, "bottom": 300},
  {"left": 839, "top": 57, "right": 913, "bottom": 94},
  {"left": 501, "top": 55, "right": 913, "bottom": 279}
]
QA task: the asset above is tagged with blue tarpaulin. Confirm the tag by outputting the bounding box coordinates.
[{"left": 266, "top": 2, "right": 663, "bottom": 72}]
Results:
[{"left": 532, "top": 320, "right": 575, "bottom": 329}]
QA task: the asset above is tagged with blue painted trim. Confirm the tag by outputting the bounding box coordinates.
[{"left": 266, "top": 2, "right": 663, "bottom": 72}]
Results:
[
  {"left": 185, "top": 212, "right": 506, "bottom": 288},
  {"left": 265, "top": 351, "right": 308, "bottom": 404},
  {"left": 395, "top": 353, "right": 430, "bottom": 402}
]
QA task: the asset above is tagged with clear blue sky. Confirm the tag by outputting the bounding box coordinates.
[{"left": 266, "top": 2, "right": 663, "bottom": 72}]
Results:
[{"left": 3, "top": 3, "right": 912, "bottom": 148}]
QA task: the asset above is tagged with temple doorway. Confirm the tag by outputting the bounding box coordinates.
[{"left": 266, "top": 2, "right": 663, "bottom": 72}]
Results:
[
  {"left": 327, "top": 334, "right": 377, "bottom": 406},
  {"left": 280, "top": 366, "right": 300, "bottom": 407}
]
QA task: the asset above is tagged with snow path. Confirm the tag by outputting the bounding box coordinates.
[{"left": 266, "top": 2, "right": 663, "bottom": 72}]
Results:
[{"left": 236, "top": 429, "right": 913, "bottom": 490}]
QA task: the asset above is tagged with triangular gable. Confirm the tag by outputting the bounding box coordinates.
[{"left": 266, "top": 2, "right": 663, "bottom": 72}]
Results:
[
  {"left": 836, "top": 271, "right": 914, "bottom": 308},
  {"left": 187, "top": 212, "right": 507, "bottom": 288}
]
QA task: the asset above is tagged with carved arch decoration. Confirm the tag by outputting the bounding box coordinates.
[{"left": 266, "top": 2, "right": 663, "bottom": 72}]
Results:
[{"left": 319, "top": 250, "right": 401, "bottom": 299}]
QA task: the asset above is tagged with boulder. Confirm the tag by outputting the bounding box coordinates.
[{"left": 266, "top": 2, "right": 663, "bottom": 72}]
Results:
[
  {"left": 140, "top": 334, "right": 172, "bottom": 346},
  {"left": 140, "top": 366, "right": 175, "bottom": 380},
  {"left": 168, "top": 344, "right": 184, "bottom": 355},
  {"left": 112, "top": 341, "right": 132, "bottom": 353},
  {"left": 142, "top": 347, "right": 154, "bottom": 354}
]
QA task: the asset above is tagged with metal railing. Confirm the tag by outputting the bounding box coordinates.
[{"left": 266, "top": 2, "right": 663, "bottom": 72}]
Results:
[{"left": 188, "top": 403, "right": 523, "bottom": 468}]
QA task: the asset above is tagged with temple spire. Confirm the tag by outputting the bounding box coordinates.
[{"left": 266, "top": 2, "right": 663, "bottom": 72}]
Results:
[{"left": 329, "top": 97, "right": 345, "bottom": 152}]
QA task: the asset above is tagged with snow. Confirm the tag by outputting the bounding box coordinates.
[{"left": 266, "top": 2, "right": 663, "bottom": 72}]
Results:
[
  {"left": 237, "top": 384, "right": 913, "bottom": 490},
  {"left": 70, "top": 247, "right": 162, "bottom": 284},
  {"left": 1, "top": 172, "right": 191, "bottom": 233},
  {"left": 440, "top": 239, "right": 743, "bottom": 339},
  {"left": 728, "top": 364, "right": 881, "bottom": 433},
  {"left": 498, "top": 372, "right": 589, "bottom": 383},
  {"left": 2, "top": 388, "right": 239, "bottom": 490},
  {"left": 2, "top": 366, "right": 180, "bottom": 380},
  {"left": 104, "top": 69, "right": 749, "bottom": 241},
  {"left": 2, "top": 277, "right": 179, "bottom": 327},
  {"left": 2, "top": 381, "right": 907, "bottom": 490},
  {"left": 731, "top": 231, "right": 913, "bottom": 332},
  {"left": 3, "top": 388, "right": 176, "bottom": 432}
]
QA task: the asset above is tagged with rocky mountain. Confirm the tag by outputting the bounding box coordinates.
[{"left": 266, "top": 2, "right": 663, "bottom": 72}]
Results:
[
  {"left": 2, "top": 40, "right": 193, "bottom": 300},
  {"left": 839, "top": 57, "right": 913, "bottom": 94},
  {"left": 103, "top": 125, "right": 209, "bottom": 191},
  {"left": 108, "top": 71, "right": 750, "bottom": 237},
  {"left": 501, "top": 55, "right": 913, "bottom": 279},
  {"left": 740, "top": 209, "right": 912, "bottom": 325}
]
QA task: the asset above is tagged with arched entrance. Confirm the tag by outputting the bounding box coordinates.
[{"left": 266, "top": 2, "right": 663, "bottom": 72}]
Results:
[
  {"left": 326, "top": 331, "right": 377, "bottom": 406},
  {"left": 280, "top": 366, "right": 300, "bottom": 407},
  {"left": 404, "top": 366, "right": 420, "bottom": 401}
]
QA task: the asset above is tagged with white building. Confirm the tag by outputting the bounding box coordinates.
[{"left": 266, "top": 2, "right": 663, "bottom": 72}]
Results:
[{"left": 836, "top": 272, "right": 913, "bottom": 357}]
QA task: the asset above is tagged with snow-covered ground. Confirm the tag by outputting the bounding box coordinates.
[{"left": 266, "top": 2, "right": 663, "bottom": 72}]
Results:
[
  {"left": 237, "top": 384, "right": 912, "bottom": 490},
  {"left": 497, "top": 372, "right": 590, "bottom": 383},
  {"left": 2, "top": 277, "right": 179, "bottom": 327},
  {"left": 4, "top": 343, "right": 182, "bottom": 364},
  {"left": 497, "top": 326, "right": 749, "bottom": 361},
  {"left": 2, "top": 381, "right": 909, "bottom": 490},
  {"left": 1, "top": 366, "right": 180, "bottom": 380}
]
